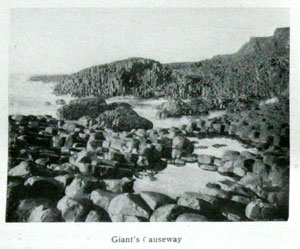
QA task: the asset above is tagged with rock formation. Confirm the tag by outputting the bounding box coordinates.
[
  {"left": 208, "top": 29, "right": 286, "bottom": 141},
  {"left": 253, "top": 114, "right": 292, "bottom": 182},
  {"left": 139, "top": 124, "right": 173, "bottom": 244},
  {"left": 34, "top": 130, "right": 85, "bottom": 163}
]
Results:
[{"left": 30, "top": 28, "right": 289, "bottom": 101}]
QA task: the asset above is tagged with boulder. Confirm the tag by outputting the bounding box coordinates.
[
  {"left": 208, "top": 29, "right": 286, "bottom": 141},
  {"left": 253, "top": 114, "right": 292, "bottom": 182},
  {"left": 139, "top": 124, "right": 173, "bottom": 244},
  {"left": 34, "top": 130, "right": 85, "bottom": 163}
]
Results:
[
  {"left": 175, "top": 213, "right": 209, "bottom": 222},
  {"left": 239, "top": 158, "right": 255, "bottom": 171},
  {"left": 90, "top": 189, "right": 118, "bottom": 211},
  {"left": 275, "top": 186, "right": 289, "bottom": 208},
  {"left": 172, "top": 136, "right": 193, "bottom": 151},
  {"left": 136, "top": 156, "right": 150, "bottom": 168},
  {"left": 140, "top": 147, "right": 162, "bottom": 164},
  {"left": 123, "top": 152, "right": 139, "bottom": 164},
  {"left": 108, "top": 193, "right": 152, "bottom": 219},
  {"left": 220, "top": 201, "right": 247, "bottom": 221},
  {"left": 149, "top": 204, "right": 190, "bottom": 222},
  {"left": 54, "top": 175, "right": 73, "bottom": 188},
  {"left": 199, "top": 164, "right": 218, "bottom": 171},
  {"left": 95, "top": 107, "right": 153, "bottom": 132},
  {"left": 198, "top": 155, "right": 214, "bottom": 165},
  {"left": 177, "top": 193, "right": 215, "bottom": 212},
  {"left": 109, "top": 214, "right": 147, "bottom": 222},
  {"left": 11, "top": 115, "right": 28, "bottom": 123},
  {"left": 28, "top": 206, "right": 61, "bottom": 222},
  {"left": 222, "top": 150, "right": 240, "bottom": 161},
  {"left": 16, "top": 198, "right": 53, "bottom": 222},
  {"left": 268, "top": 165, "right": 289, "bottom": 187},
  {"left": 233, "top": 166, "right": 247, "bottom": 177},
  {"left": 65, "top": 177, "right": 105, "bottom": 199},
  {"left": 214, "top": 158, "right": 223, "bottom": 167},
  {"left": 86, "top": 139, "right": 103, "bottom": 151},
  {"left": 103, "top": 178, "right": 134, "bottom": 194},
  {"left": 35, "top": 158, "right": 49, "bottom": 167},
  {"left": 85, "top": 209, "right": 111, "bottom": 222},
  {"left": 24, "top": 176, "right": 64, "bottom": 200},
  {"left": 238, "top": 173, "right": 263, "bottom": 190},
  {"left": 252, "top": 160, "right": 269, "bottom": 179},
  {"left": 57, "top": 196, "right": 92, "bottom": 222},
  {"left": 140, "top": 191, "right": 175, "bottom": 210},
  {"left": 201, "top": 188, "right": 231, "bottom": 200},
  {"left": 173, "top": 159, "right": 186, "bottom": 167},
  {"left": 8, "top": 161, "right": 33, "bottom": 177},
  {"left": 181, "top": 156, "right": 198, "bottom": 163},
  {"left": 6, "top": 179, "right": 29, "bottom": 221},
  {"left": 185, "top": 192, "right": 219, "bottom": 206},
  {"left": 57, "top": 98, "right": 106, "bottom": 120},
  {"left": 50, "top": 163, "right": 79, "bottom": 175},
  {"left": 105, "top": 149, "right": 125, "bottom": 163},
  {"left": 63, "top": 135, "right": 74, "bottom": 149},
  {"left": 62, "top": 123, "right": 78, "bottom": 133},
  {"left": 171, "top": 149, "right": 184, "bottom": 159},
  {"left": 231, "top": 195, "right": 251, "bottom": 205},
  {"left": 245, "top": 200, "right": 277, "bottom": 221},
  {"left": 221, "top": 160, "right": 235, "bottom": 173},
  {"left": 70, "top": 149, "right": 98, "bottom": 172}
]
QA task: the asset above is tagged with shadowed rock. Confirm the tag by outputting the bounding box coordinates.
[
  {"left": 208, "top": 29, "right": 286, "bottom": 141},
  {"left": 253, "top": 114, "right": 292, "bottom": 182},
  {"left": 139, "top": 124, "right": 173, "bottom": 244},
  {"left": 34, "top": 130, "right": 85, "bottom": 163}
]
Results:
[
  {"left": 140, "top": 191, "right": 176, "bottom": 211},
  {"left": 175, "top": 213, "right": 209, "bottom": 222},
  {"left": 95, "top": 106, "right": 153, "bottom": 131},
  {"left": 57, "top": 98, "right": 106, "bottom": 120},
  {"left": 108, "top": 193, "right": 152, "bottom": 219},
  {"left": 149, "top": 204, "right": 191, "bottom": 222}
]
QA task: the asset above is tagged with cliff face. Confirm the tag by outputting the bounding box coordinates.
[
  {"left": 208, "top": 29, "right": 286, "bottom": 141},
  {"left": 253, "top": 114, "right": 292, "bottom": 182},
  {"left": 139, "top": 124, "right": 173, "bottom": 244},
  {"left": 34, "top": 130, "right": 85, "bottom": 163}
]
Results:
[
  {"left": 32, "top": 27, "right": 289, "bottom": 100},
  {"left": 162, "top": 27, "right": 289, "bottom": 99}
]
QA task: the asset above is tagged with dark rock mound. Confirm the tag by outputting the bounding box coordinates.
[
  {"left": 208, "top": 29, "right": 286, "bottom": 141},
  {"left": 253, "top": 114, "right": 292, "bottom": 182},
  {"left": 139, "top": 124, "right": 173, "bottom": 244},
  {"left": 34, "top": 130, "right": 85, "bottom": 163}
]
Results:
[
  {"left": 95, "top": 106, "right": 153, "bottom": 131},
  {"left": 56, "top": 98, "right": 153, "bottom": 132},
  {"left": 57, "top": 98, "right": 106, "bottom": 120}
]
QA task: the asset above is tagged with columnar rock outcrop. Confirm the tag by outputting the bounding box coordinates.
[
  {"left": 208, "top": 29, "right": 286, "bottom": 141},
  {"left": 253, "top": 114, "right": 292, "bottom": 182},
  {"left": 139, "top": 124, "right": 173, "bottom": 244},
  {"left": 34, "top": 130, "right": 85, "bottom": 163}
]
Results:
[
  {"left": 7, "top": 95, "right": 289, "bottom": 222},
  {"left": 30, "top": 28, "right": 289, "bottom": 100}
]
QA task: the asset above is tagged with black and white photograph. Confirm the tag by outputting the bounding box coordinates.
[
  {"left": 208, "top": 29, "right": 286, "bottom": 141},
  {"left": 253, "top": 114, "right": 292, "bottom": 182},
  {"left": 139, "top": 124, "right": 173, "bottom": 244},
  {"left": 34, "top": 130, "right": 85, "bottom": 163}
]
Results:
[
  {"left": 2, "top": 2, "right": 300, "bottom": 248},
  {"left": 6, "top": 8, "right": 290, "bottom": 223}
]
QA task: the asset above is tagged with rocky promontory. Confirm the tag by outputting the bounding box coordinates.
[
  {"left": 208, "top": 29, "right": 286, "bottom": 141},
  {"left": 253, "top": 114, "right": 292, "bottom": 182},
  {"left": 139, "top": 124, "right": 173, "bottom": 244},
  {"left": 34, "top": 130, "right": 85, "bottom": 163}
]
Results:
[{"left": 30, "top": 28, "right": 289, "bottom": 101}]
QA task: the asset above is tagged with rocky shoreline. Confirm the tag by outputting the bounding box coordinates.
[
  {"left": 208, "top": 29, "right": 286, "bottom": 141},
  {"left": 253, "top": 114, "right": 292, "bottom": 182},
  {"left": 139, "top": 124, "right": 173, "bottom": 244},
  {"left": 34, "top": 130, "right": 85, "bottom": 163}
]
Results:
[{"left": 7, "top": 96, "right": 289, "bottom": 222}]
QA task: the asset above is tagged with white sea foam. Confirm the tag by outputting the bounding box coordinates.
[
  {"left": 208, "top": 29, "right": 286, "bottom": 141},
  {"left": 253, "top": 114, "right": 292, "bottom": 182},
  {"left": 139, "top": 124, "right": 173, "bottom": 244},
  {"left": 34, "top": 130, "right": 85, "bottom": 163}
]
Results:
[{"left": 9, "top": 74, "right": 74, "bottom": 117}]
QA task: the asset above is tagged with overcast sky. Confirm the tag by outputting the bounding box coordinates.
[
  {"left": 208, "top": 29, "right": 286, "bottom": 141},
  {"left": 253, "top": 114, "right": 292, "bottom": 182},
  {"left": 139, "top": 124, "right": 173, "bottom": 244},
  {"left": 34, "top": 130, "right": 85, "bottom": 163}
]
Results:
[{"left": 9, "top": 8, "right": 289, "bottom": 75}]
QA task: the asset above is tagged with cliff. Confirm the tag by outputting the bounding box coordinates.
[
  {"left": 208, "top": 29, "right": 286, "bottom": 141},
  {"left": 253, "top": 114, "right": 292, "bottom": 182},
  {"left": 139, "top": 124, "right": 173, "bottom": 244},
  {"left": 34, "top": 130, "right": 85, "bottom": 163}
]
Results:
[{"left": 31, "top": 27, "right": 289, "bottom": 100}]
